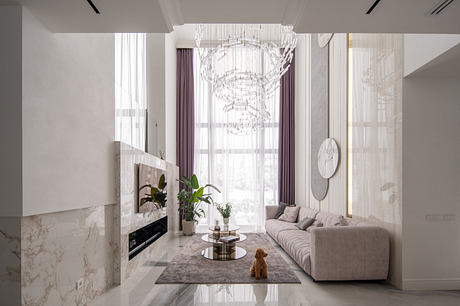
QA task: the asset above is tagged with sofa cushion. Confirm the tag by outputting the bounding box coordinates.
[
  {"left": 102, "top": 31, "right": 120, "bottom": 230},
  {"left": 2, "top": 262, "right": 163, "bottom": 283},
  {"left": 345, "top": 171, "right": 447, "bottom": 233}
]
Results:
[
  {"left": 337, "top": 215, "right": 349, "bottom": 226},
  {"left": 265, "top": 219, "right": 298, "bottom": 240},
  {"left": 298, "top": 207, "right": 319, "bottom": 221},
  {"left": 306, "top": 221, "right": 323, "bottom": 232},
  {"left": 277, "top": 230, "right": 312, "bottom": 273},
  {"left": 273, "top": 202, "right": 295, "bottom": 219},
  {"left": 315, "top": 211, "right": 345, "bottom": 227},
  {"left": 279, "top": 206, "right": 300, "bottom": 223},
  {"left": 295, "top": 217, "right": 315, "bottom": 230}
]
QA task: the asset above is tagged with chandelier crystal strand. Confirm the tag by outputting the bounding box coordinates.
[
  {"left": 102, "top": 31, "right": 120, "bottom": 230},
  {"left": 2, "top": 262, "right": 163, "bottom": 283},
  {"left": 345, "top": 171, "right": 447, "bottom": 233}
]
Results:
[{"left": 195, "top": 24, "right": 297, "bottom": 134}]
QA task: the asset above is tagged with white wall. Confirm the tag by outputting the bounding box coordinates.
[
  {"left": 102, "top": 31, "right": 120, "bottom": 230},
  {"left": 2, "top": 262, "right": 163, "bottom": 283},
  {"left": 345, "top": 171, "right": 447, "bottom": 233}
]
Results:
[
  {"left": 3, "top": 6, "right": 173, "bottom": 217},
  {"left": 294, "top": 34, "right": 309, "bottom": 207},
  {"left": 164, "top": 32, "right": 177, "bottom": 164},
  {"left": 145, "top": 32, "right": 177, "bottom": 164},
  {"left": 21, "top": 8, "right": 116, "bottom": 216},
  {"left": 0, "top": 5, "right": 23, "bottom": 216},
  {"left": 404, "top": 34, "right": 460, "bottom": 77},
  {"left": 402, "top": 77, "right": 460, "bottom": 290},
  {"left": 308, "top": 33, "right": 348, "bottom": 216},
  {"left": 146, "top": 34, "right": 166, "bottom": 157}
]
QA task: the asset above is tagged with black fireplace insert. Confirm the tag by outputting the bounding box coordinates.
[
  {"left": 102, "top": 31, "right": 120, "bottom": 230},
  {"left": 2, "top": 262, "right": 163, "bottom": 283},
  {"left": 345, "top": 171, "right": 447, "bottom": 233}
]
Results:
[{"left": 128, "top": 216, "right": 168, "bottom": 260}]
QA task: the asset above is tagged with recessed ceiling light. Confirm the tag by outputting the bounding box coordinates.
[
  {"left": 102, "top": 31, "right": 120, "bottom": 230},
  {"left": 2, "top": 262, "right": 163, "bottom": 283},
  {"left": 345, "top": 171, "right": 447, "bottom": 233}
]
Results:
[
  {"left": 366, "top": 0, "right": 382, "bottom": 14},
  {"left": 429, "top": 0, "right": 455, "bottom": 15},
  {"left": 86, "top": 0, "right": 101, "bottom": 15}
]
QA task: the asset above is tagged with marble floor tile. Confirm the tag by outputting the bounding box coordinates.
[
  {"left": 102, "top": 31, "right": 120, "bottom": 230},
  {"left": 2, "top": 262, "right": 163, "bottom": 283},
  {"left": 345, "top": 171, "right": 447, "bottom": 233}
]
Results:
[{"left": 90, "top": 232, "right": 460, "bottom": 306}]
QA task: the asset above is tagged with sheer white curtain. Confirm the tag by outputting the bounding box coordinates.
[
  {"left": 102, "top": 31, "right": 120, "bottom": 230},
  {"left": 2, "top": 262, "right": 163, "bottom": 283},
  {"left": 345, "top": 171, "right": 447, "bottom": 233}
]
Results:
[
  {"left": 194, "top": 49, "right": 279, "bottom": 231},
  {"left": 349, "top": 34, "right": 402, "bottom": 224},
  {"left": 115, "top": 33, "right": 147, "bottom": 151}
]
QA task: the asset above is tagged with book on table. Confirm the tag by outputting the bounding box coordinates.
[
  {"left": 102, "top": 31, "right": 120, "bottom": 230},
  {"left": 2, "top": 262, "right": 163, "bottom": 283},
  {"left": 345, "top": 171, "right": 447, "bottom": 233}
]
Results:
[{"left": 219, "top": 235, "right": 239, "bottom": 243}]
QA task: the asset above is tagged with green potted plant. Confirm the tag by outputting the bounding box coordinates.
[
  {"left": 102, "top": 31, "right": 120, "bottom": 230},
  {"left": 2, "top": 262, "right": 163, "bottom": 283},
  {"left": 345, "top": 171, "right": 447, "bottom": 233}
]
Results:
[
  {"left": 216, "top": 202, "right": 232, "bottom": 225},
  {"left": 177, "top": 174, "right": 220, "bottom": 235},
  {"left": 139, "top": 174, "right": 167, "bottom": 209}
]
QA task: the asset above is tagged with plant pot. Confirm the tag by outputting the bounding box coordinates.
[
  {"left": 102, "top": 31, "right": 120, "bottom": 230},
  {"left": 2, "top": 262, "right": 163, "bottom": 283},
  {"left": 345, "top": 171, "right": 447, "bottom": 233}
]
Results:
[
  {"left": 182, "top": 220, "right": 196, "bottom": 236},
  {"left": 223, "top": 217, "right": 229, "bottom": 225}
]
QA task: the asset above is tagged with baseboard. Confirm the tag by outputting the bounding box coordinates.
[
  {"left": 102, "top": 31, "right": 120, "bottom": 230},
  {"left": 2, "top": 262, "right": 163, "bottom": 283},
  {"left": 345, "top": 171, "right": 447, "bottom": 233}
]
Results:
[{"left": 403, "top": 278, "right": 460, "bottom": 290}]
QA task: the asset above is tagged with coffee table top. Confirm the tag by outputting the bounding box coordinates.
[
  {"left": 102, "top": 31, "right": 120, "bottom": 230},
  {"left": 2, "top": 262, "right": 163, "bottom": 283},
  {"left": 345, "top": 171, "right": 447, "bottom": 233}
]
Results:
[
  {"left": 208, "top": 225, "right": 240, "bottom": 232},
  {"left": 201, "top": 233, "right": 247, "bottom": 244}
]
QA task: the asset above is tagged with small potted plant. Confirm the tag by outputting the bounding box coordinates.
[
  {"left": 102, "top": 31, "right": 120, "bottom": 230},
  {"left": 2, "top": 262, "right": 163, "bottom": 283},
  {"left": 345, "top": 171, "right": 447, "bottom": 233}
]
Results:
[
  {"left": 139, "top": 174, "right": 167, "bottom": 209},
  {"left": 177, "top": 174, "right": 220, "bottom": 235},
  {"left": 216, "top": 202, "right": 232, "bottom": 225}
]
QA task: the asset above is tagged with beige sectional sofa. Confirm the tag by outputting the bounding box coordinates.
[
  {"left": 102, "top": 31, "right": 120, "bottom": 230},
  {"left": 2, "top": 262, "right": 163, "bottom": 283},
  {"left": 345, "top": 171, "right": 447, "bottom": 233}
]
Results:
[{"left": 265, "top": 205, "right": 390, "bottom": 281}]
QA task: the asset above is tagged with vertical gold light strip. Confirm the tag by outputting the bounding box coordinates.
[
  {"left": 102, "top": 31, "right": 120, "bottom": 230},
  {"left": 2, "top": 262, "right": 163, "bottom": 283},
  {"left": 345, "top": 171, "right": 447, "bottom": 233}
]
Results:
[{"left": 346, "top": 33, "right": 353, "bottom": 217}]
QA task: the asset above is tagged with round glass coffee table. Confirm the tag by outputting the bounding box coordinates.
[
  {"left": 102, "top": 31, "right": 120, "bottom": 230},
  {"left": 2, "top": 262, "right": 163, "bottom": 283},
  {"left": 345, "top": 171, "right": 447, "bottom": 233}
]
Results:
[{"left": 201, "top": 225, "right": 247, "bottom": 260}]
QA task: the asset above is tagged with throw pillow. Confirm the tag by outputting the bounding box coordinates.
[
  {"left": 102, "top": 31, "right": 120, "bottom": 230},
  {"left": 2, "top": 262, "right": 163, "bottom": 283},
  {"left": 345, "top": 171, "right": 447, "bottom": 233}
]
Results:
[
  {"left": 274, "top": 202, "right": 294, "bottom": 219},
  {"left": 295, "top": 217, "right": 315, "bottom": 230},
  {"left": 279, "top": 206, "right": 300, "bottom": 223},
  {"left": 337, "top": 215, "right": 349, "bottom": 226}
]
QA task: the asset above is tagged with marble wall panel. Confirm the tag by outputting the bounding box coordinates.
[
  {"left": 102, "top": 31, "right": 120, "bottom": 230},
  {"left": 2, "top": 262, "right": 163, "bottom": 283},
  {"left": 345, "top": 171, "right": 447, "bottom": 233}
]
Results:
[
  {"left": 0, "top": 217, "right": 21, "bottom": 305},
  {"left": 20, "top": 204, "right": 116, "bottom": 306},
  {"left": 114, "top": 141, "right": 179, "bottom": 284},
  {"left": 166, "top": 162, "right": 180, "bottom": 233},
  {"left": 5, "top": 141, "right": 179, "bottom": 305}
]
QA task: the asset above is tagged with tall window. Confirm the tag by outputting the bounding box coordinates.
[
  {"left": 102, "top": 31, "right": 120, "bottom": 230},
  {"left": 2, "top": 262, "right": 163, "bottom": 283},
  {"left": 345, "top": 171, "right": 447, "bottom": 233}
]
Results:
[
  {"left": 194, "top": 49, "right": 279, "bottom": 230},
  {"left": 115, "top": 33, "right": 147, "bottom": 151}
]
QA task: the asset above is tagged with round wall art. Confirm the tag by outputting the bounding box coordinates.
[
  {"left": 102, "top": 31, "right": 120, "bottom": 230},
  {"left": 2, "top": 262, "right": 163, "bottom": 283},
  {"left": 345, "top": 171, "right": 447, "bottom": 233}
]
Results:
[{"left": 317, "top": 138, "right": 340, "bottom": 179}]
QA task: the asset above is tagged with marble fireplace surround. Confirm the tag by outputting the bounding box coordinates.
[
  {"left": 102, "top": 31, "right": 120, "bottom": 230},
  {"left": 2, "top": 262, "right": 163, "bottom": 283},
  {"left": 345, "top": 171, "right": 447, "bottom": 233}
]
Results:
[
  {"left": 0, "top": 142, "right": 179, "bottom": 305},
  {"left": 114, "top": 141, "right": 180, "bottom": 284}
]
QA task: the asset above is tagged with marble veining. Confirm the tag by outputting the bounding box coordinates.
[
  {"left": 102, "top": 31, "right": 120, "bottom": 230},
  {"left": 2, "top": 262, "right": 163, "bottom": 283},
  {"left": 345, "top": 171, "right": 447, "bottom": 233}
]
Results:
[
  {"left": 114, "top": 141, "right": 179, "bottom": 284},
  {"left": 20, "top": 204, "right": 115, "bottom": 306},
  {"left": 0, "top": 217, "right": 21, "bottom": 305},
  {"left": 0, "top": 142, "right": 179, "bottom": 305}
]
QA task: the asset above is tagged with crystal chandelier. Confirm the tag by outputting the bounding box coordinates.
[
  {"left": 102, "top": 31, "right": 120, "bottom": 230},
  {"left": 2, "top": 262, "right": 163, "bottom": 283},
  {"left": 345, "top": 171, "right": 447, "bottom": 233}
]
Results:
[{"left": 195, "top": 24, "right": 297, "bottom": 134}]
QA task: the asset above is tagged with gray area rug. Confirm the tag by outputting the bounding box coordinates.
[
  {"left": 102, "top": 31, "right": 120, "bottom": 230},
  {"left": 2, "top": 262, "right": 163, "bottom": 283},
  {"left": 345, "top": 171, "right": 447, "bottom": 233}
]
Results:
[{"left": 155, "top": 233, "right": 300, "bottom": 284}]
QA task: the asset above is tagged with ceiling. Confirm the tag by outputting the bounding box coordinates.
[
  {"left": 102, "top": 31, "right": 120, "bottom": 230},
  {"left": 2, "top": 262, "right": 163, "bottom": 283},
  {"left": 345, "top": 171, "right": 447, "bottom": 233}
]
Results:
[
  {"left": 3, "top": 0, "right": 460, "bottom": 33},
  {"left": 410, "top": 43, "right": 460, "bottom": 77}
]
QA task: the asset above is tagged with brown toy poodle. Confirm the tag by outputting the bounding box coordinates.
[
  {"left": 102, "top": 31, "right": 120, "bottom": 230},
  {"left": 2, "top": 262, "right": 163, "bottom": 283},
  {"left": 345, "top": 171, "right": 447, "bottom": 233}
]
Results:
[{"left": 250, "top": 248, "right": 268, "bottom": 280}]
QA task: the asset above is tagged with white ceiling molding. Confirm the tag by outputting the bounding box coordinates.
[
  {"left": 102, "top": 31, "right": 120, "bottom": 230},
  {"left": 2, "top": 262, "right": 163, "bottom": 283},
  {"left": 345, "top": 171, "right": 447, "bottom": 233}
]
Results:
[
  {"left": 281, "top": 0, "right": 308, "bottom": 28},
  {"left": 158, "top": 0, "right": 184, "bottom": 32}
]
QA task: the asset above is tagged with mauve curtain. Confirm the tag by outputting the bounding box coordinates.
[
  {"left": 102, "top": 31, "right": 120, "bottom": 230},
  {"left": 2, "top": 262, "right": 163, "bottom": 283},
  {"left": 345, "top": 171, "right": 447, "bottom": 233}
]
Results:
[
  {"left": 278, "top": 51, "right": 295, "bottom": 204},
  {"left": 176, "top": 49, "right": 195, "bottom": 229}
]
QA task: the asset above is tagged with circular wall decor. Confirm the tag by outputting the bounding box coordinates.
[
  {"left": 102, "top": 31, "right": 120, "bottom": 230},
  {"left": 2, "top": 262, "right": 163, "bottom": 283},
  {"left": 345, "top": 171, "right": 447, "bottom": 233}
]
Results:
[
  {"left": 318, "top": 33, "right": 334, "bottom": 48},
  {"left": 317, "top": 138, "right": 339, "bottom": 179}
]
